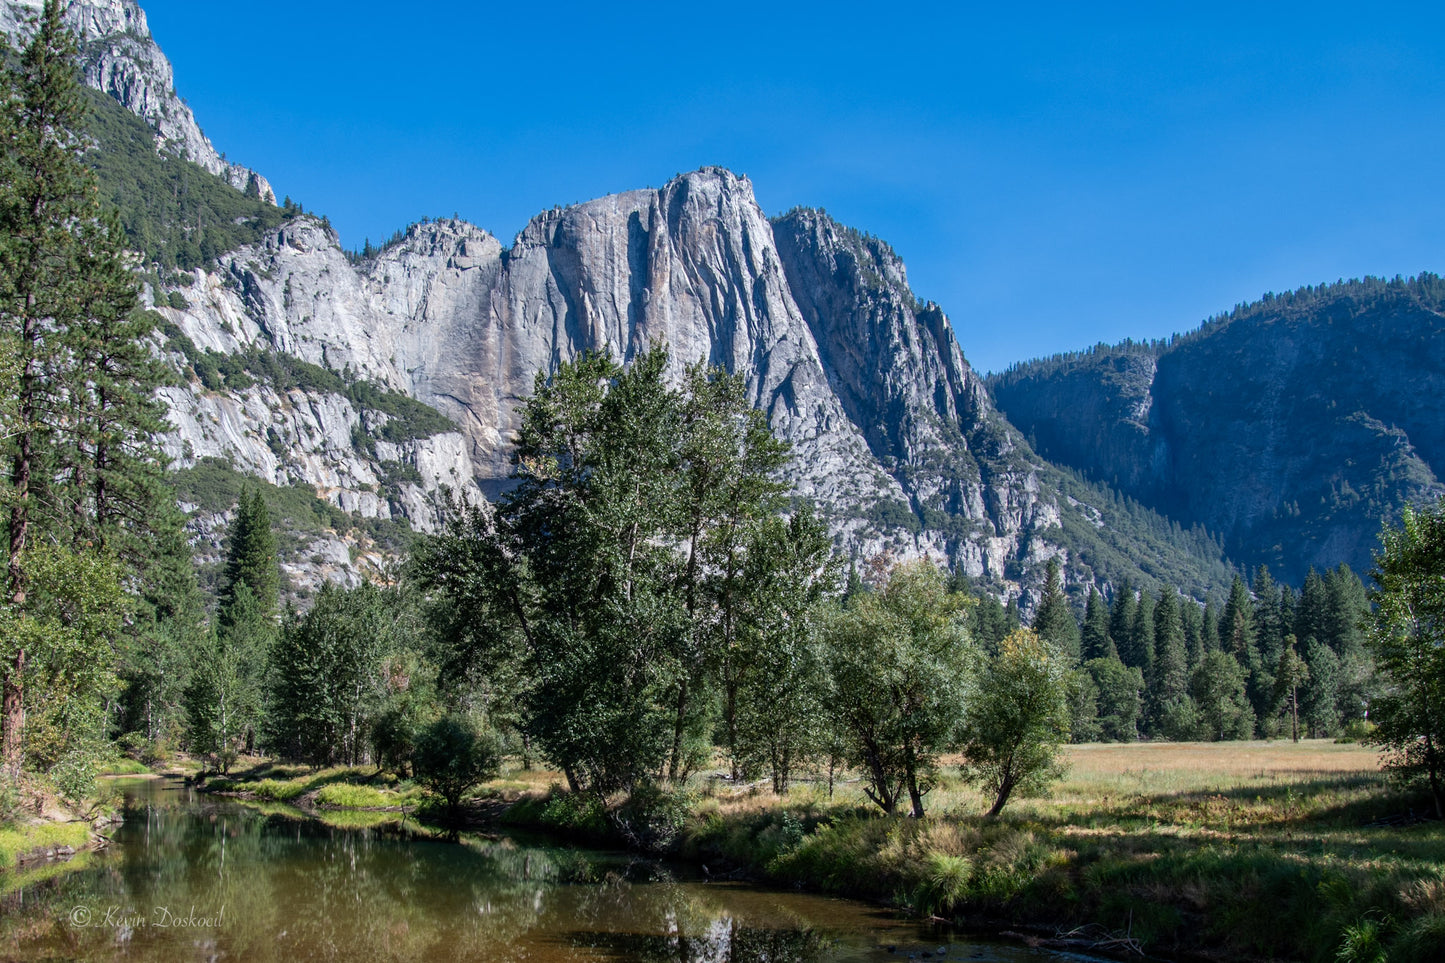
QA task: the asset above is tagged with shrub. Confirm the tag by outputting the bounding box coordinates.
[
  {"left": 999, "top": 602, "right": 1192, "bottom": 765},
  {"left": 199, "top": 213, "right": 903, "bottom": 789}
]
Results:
[{"left": 413, "top": 714, "right": 502, "bottom": 815}]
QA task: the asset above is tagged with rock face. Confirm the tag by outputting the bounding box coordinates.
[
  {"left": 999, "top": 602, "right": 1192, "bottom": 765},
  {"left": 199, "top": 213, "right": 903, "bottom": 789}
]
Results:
[
  {"left": 0, "top": 0, "right": 274, "bottom": 200},
  {"left": 158, "top": 170, "right": 1232, "bottom": 602},
  {"left": 990, "top": 277, "right": 1445, "bottom": 582},
  {"left": 2, "top": 1, "right": 1239, "bottom": 601}
]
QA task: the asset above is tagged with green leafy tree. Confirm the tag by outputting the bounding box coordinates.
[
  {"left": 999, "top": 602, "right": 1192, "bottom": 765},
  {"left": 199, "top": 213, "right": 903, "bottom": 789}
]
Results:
[
  {"left": 269, "top": 582, "right": 392, "bottom": 767},
  {"left": 0, "top": 546, "right": 125, "bottom": 796},
  {"left": 728, "top": 510, "right": 834, "bottom": 793},
  {"left": 1191, "top": 650, "right": 1255, "bottom": 741},
  {"left": 821, "top": 559, "right": 975, "bottom": 817},
  {"left": 414, "top": 713, "right": 502, "bottom": 816},
  {"left": 1085, "top": 655, "right": 1144, "bottom": 742},
  {"left": 959, "top": 628, "right": 1073, "bottom": 817},
  {"left": 185, "top": 584, "right": 267, "bottom": 772},
  {"left": 669, "top": 362, "right": 791, "bottom": 781},
  {"left": 1366, "top": 502, "right": 1445, "bottom": 818}
]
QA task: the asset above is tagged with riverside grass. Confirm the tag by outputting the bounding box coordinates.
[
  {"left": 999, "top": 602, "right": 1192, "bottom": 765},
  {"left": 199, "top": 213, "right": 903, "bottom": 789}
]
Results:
[
  {"left": 204, "top": 741, "right": 1444, "bottom": 961},
  {"left": 504, "top": 740, "right": 1442, "bottom": 963},
  {"left": 674, "top": 740, "right": 1445, "bottom": 963}
]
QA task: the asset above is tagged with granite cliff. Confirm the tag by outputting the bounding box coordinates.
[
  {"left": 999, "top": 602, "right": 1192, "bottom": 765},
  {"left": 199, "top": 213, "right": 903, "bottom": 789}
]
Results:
[{"left": 1, "top": 0, "right": 1238, "bottom": 603}]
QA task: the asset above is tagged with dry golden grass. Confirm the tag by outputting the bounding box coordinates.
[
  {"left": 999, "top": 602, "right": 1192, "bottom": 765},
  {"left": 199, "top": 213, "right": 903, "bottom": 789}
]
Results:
[{"left": 1053, "top": 738, "right": 1379, "bottom": 798}]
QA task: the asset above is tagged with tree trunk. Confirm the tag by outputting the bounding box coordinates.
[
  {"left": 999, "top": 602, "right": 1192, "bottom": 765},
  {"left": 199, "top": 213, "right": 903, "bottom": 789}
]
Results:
[
  {"left": 906, "top": 771, "right": 926, "bottom": 818},
  {"left": 985, "top": 774, "right": 1016, "bottom": 819},
  {"left": 667, "top": 677, "right": 689, "bottom": 783},
  {"left": 2, "top": 651, "right": 24, "bottom": 781}
]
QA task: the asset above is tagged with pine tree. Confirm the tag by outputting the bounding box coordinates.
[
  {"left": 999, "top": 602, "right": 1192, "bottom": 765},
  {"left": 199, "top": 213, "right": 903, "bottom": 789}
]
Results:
[
  {"left": 1149, "top": 589, "right": 1192, "bottom": 736},
  {"left": 1253, "top": 567, "right": 1286, "bottom": 671},
  {"left": 1031, "top": 558, "right": 1079, "bottom": 663},
  {"left": 1109, "top": 579, "right": 1136, "bottom": 661},
  {"left": 221, "top": 486, "right": 279, "bottom": 624},
  {"left": 1122, "top": 589, "right": 1154, "bottom": 678},
  {"left": 0, "top": 2, "right": 158, "bottom": 777},
  {"left": 1295, "top": 568, "right": 1329, "bottom": 653},
  {"left": 1274, "top": 635, "right": 1309, "bottom": 742},
  {"left": 1081, "top": 586, "right": 1116, "bottom": 661}
]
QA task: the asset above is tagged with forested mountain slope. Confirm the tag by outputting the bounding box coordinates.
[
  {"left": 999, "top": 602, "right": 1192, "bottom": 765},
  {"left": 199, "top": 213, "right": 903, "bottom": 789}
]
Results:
[{"left": 990, "top": 276, "right": 1445, "bottom": 582}]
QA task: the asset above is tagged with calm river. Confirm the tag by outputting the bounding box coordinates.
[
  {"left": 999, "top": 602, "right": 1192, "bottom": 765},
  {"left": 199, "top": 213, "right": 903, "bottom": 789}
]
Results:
[{"left": 2, "top": 777, "right": 1095, "bottom": 962}]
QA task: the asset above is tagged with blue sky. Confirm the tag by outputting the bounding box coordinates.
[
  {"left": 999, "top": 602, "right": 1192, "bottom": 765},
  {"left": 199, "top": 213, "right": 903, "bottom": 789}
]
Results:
[{"left": 139, "top": 1, "right": 1445, "bottom": 373}]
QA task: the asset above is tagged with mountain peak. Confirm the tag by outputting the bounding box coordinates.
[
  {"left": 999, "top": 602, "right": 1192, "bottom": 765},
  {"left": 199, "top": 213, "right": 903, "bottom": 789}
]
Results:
[{"left": 0, "top": 0, "right": 274, "bottom": 202}]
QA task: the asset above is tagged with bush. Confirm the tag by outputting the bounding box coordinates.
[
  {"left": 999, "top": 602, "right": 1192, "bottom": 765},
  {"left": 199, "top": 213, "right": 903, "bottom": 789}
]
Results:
[
  {"left": 413, "top": 714, "right": 502, "bottom": 814},
  {"left": 614, "top": 783, "right": 694, "bottom": 851}
]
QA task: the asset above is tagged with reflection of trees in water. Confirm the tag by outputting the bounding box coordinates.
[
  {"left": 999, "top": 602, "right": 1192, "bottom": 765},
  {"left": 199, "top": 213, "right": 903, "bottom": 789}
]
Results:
[
  {"left": 5, "top": 797, "right": 851, "bottom": 963},
  {"left": 572, "top": 922, "right": 832, "bottom": 963},
  {"left": 556, "top": 870, "right": 835, "bottom": 963}
]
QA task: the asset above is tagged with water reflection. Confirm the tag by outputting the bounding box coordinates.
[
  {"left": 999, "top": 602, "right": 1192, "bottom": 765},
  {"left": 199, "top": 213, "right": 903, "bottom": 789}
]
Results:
[{"left": 1, "top": 778, "right": 1082, "bottom": 963}]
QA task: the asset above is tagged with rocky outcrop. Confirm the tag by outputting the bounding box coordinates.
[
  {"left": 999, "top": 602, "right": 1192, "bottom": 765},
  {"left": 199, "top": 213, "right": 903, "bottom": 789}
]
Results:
[{"left": 0, "top": 0, "right": 274, "bottom": 200}]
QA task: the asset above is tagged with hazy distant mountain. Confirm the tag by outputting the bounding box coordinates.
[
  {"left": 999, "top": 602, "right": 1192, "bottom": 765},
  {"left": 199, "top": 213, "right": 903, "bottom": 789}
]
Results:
[{"left": 990, "top": 276, "right": 1445, "bottom": 582}]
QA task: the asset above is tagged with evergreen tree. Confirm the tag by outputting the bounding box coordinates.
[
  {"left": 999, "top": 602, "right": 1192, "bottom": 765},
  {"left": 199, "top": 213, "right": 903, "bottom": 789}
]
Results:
[
  {"left": 1192, "top": 650, "right": 1255, "bottom": 741},
  {"left": 1253, "top": 567, "right": 1287, "bottom": 671},
  {"left": 1148, "top": 589, "right": 1193, "bottom": 738},
  {"left": 221, "top": 486, "right": 279, "bottom": 624},
  {"left": 1123, "top": 589, "right": 1155, "bottom": 680},
  {"left": 1294, "top": 568, "right": 1329, "bottom": 655},
  {"left": 186, "top": 488, "right": 279, "bottom": 769},
  {"left": 0, "top": 2, "right": 164, "bottom": 777},
  {"left": 1181, "top": 599, "right": 1204, "bottom": 670},
  {"left": 970, "top": 592, "right": 1015, "bottom": 656},
  {"left": 1323, "top": 563, "right": 1375, "bottom": 726},
  {"left": 1201, "top": 598, "right": 1222, "bottom": 654},
  {"left": 1108, "top": 579, "right": 1136, "bottom": 662},
  {"left": 1300, "top": 637, "right": 1341, "bottom": 737},
  {"left": 1080, "top": 586, "right": 1116, "bottom": 661},
  {"left": 1031, "top": 558, "right": 1080, "bottom": 663},
  {"left": 1274, "top": 635, "right": 1309, "bottom": 743}
]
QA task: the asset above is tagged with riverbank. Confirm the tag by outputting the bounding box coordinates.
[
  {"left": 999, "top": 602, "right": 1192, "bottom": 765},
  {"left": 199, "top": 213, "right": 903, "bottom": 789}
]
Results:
[{"left": 195, "top": 741, "right": 1444, "bottom": 962}]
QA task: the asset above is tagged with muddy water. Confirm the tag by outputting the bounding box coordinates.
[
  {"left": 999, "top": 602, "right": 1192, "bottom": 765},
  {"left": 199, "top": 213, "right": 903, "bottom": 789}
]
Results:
[{"left": 1, "top": 777, "right": 1089, "bottom": 962}]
